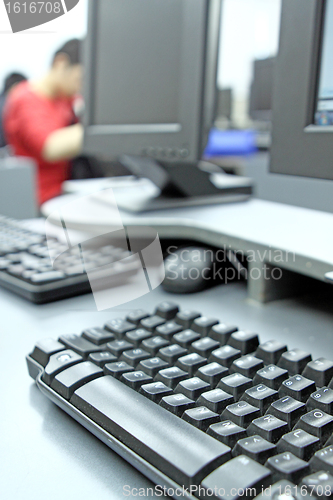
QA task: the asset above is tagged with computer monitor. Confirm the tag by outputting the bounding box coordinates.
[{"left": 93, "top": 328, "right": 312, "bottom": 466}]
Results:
[
  {"left": 82, "top": 0, "right": 253, "bottom": 212},
  {"left": 249, "top": 57, "right": 275, "bottom": 123},
  {"left": 216, "top": 88, "right": 233, "bottom": 122},
  {"left": 270, "top": 0, "right": 333, "bottom": 181},
  {"left": 83, "top": 0, "right": 221, "bottom": 164}
]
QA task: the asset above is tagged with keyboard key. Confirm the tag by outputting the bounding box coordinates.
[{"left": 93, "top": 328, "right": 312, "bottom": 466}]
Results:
[
  {"left": 30, "top": 338, "right": 65, "bottom": 367},
  {"left": 175, "top": 310, "right": 201, "bottom": 329},
  {"left": 241, "top": 384, "right": 279, "bottom": 414},
  {"left": 228, "top": 331, "right": 260, "bottom": 355},
  {"left": 209, "top": 345, "right": 241, "bottom": 368},
  {"left": 176, "top": 377, "right": 211, "bottom": 400},
  {"left": 121, "top": 370, "right": 153, "bottom": 390},
  {"left": 301, "top": 471, "right": 333, "bottom": 497},
  {"left": 201, "top": 455, "right": 271, "bottom": 500},
  {"left": 265, "top": 452, "right": 309, "bottom": 483},
  {"left": 140, "top": 315, "right": 165, "bottom": 332},
  {"left": 209, "top": 323, "right": 238, "bottom": 344},
  {"left": 233, "top": 435, "right": 277, "bottom": 464},
  {"left": 142, "top": 336, "right": 169, "bottom": 355},
  {"left": 106, "top": 339, "right": 133, "bottom": 356},
  {"left": 104, "top": 318, "right": 136, "bottom": 337},
  {"left": 64, "top": 265, "right": 85, "bottom": 276},
  {"left": 190, "top": 337, "right": 220, "bottom": 358},
  {"left": 196, "top": 362, "right": 228, "bottom": 387},
  {"left": 59, "top": 334, "right": 101, "bottom": 358},
  {"left": 71, "top": 376, "right": 231, "bottom": 487},
  {"left": 137, "top": 356, "right": 169, "bottom": 377},
  {"left": 22, "top": 269, "right": 38, "bottom": 280},
  {"left": 255, "top": 341, "right": 287, "bottom": 366},
  {"left": 207, "top": 421, "right": 247, "bottom": 448},
  {"left": 247, "top": 415, "right": 289, "bottom": 443},
  {"left": 82, "top": 327, "right": 115, "bottom": 345},
  {"left": 294, "top": 410, "right": 333, "bottom": 444},
  {"left": 155, "top": 366, "right": 188, "bottom": 389},
  {"left": 156, "top": 322, "right": 183, "bottom": 339},
  {"left": 176, "top": 352, "right": 207, "bottom": 377},
  {"left": 104, "top": 361, "right": 134, "bottom": 379},
  {"left": 310, "top": 446, "right": 333, "bottom": 475},
  {"left": 120, "top": 348, "right": 150, "bottom": 367},
  {"left": 303, "top": 358, "right": 333, "bottom": 389},
  {"left": 307, "top": 387, "right": 333, "bottom": 414},
  {"left": 182, "top": 406, "right": 220, "bottom": 431},
  {"left": 172, "top": 329, "right": 200, "bottom": 348},
  {"left": 88, "top": 351, "right": 117, "bottom": 367},
  {"left": 51, "top": 361, "right": 103, "bottom": 399},
  {"left": 217, "top": 373, "right": 252, "bottom": 401},
  {"left": 31, "top": 271, "right": 65, "bottom": 282},
  {"left": 278, "top": 375, "right": 316, "bottom": 402},
  {"left": 278, "top": 349, "right": 312, "bottom": 375},
  {"left": 155, "top": 302, "right": 179, "bottom": 320},
  {"left": 125, "top": 328, "right": 151, "bottom": 346},
  {"left": 197, "top": 389, "right": 234, "bottom": 413},
  {"left": 42, "top": 349, "right": 83, "bottom": 385},
  {"left": 0, "top": 258, "right": 10, "bottom": 269},
  {"left": 222, "top": 401, "right": 261, "bottom": 428},
  {"left": 191, "top": 317, "right": 219, "bottom": 336},
  {"left": 267, "top": 397, "right": 307, "bottom": 430},
  {"left": 253, "top": 365, "right": 289, "bottom": 391},
  {"left": 230, "top": 355, "right": 264, "bottom": 378},
  {"left": 139, "top": 381, "right": 173, "bottom": 402},
  {"left": 160, "top": 393, "right": 196, "bottom": 417},
  {"left": 126, "top": 309, "right": 149, "bottom": 325},
  {"left": 277, "top": 429, "right": 321, "bottom": 461},
  {"left": 158, "top": 344, "right": 187, "bottom": 364}
]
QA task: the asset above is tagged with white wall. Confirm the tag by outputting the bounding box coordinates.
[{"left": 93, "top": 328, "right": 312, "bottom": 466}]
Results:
[
  {"left": 0, "top": 0, "right": 88, "bottom": 90},
  {"left": 217, "top": 0, "right": 282, "bottom": 126}
]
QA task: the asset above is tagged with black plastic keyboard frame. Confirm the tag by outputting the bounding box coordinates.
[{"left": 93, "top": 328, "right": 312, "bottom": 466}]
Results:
[
  {"left": 0, "top": 268, "right": 91, "bottom": 304},
  {"left": 26, "top": 355, "right": 198, "bottom": 500}
]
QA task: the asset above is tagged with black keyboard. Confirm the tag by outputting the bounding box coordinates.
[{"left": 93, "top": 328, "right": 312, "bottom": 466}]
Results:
[
  {"left": 27, "top": 302, "right": 333, "bottom": 499},
  {"left": 0, "top": 215, "right": 139, "bottom": 303}
]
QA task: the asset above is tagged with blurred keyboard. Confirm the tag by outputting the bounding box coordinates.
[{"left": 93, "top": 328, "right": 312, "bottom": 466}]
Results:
[
  {"left": 27, "top": 301, "right": 333, "bottom": 498},
  {"left": 0, "top": 215, "right": 138, "bottom": 303}
]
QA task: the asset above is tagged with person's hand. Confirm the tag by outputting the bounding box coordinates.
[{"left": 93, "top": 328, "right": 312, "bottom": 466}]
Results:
[{"left": 42, "top": 123, "right": 83, "bottom": 163}]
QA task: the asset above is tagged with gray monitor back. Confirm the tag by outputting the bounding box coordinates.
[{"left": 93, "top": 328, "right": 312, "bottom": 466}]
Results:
[
  {"left": 216, "top": 88, "right": 233, "bottom": 121},
  {"left": 83, "top": 0, "right": 221, "bottom": 163},
  {"left": 270, "top": 0, "right": 333, "bottom": 181},
  {"left": 249, "top": 57, "right": 275, "bottom": 122}
]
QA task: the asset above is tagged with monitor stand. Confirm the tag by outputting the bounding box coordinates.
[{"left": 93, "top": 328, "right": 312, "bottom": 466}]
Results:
[{"left": 99, "top": 155, "right": 253, "bottom": 213}]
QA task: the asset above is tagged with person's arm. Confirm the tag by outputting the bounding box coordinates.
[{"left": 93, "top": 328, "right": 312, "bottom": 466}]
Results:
[{"left": 42, "top": 123, "right": 83, "bottom": 162}]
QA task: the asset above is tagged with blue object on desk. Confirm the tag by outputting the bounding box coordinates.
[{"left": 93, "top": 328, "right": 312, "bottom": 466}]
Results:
[{"left": 204, "top": 129, "right": 257, "bottom": 157}]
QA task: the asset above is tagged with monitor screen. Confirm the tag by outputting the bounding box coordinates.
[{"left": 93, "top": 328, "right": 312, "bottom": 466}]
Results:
[
  {"left": 92, "top": 0, "right": 183, "bottom": 127},
  {"left": 315, "top": 0, "right": 333, "bottom": 125}
]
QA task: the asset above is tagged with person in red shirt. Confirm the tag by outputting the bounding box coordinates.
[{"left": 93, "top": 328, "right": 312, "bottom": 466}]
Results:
[{"left": 4, "top": 39, "right": 84, "bottom": 205}]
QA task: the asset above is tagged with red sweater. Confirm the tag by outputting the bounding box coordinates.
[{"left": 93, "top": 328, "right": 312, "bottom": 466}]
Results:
[{"left": 4, "top": 82, "right": 76, "bottom": 205}]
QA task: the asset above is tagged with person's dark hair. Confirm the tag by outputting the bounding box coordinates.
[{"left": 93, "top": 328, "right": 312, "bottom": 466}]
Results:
[
  {"left": 4, "top": 72, "right": 27, "bottom": 93},
  {"left": 53, "top": 38, "right": 82, "bottom": 66}
]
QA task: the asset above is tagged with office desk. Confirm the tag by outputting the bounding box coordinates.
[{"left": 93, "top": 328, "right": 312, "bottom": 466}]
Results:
[
  {"left": 42, "top": 192, "right": 333, "bottom": 303},
  {"left": 2, "top": 277, "right": 333, "bottom": 499}
]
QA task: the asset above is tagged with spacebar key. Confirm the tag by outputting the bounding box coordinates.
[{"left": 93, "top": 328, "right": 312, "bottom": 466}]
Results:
[{"left": 70, "top": 376, "right": 231, "bottom": 487}]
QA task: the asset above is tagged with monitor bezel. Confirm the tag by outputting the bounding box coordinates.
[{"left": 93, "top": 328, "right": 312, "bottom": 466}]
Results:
[{"left": 270, "top": 0, "right": 333, "bottom": 181}]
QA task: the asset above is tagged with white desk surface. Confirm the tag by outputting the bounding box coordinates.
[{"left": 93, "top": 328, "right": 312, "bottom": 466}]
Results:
[
  {"left": 2, "top": 195, "right": 333, "bottom": 499},
  {"left": 2, "top": 278, "right": 333, "bottom": 500},
  {"left": 42, "top": 192, "right": 333, "bottom": 281}
]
